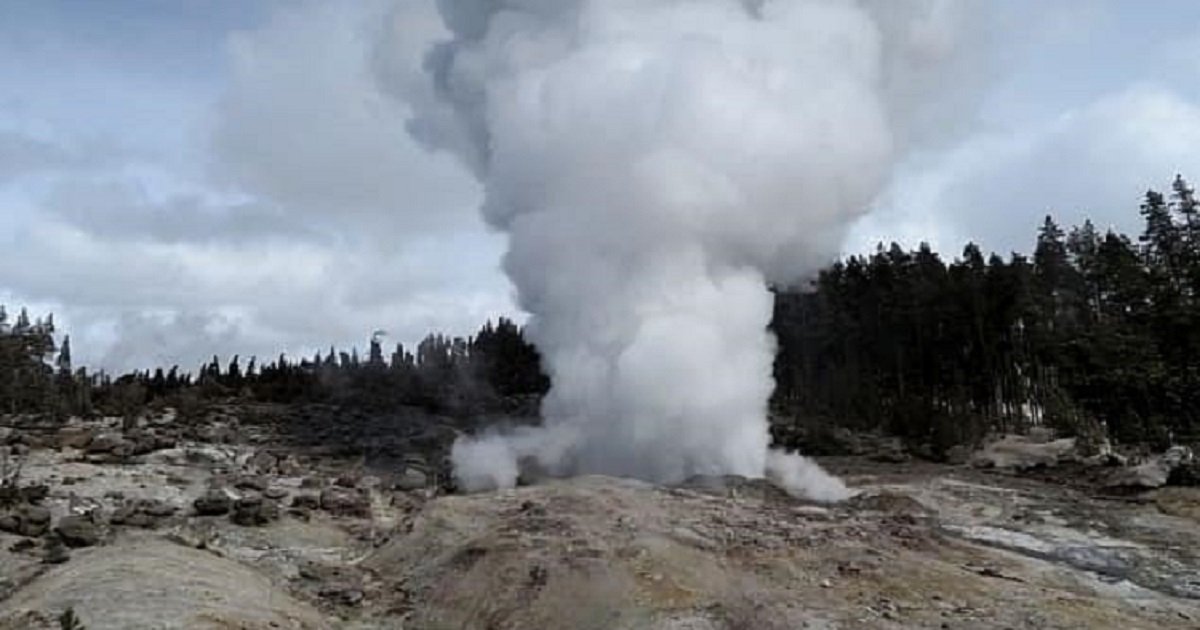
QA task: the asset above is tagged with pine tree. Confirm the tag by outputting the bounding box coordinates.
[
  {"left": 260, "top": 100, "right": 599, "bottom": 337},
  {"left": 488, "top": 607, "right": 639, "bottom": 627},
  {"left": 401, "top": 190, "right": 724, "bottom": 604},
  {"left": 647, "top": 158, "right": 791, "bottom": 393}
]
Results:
[
  {"left": 1141, "top": 189, "right": 1181, "bottom": 282},
  {"left": 1034, "top": 215, "right": 1077, "bottom": 328},
  {"left": 56, "top": 336, "right": 72, "bottom": 375},
  {"left": 14, "top": 308, "right": 30, "bottom": 334},
  {"left": 1067, "top": 220, "right": 1103, "bottom": 320},
  {"left": 1173, "top": 174, "right": 1197, "bottom": 242},
  {"left": 369, "top": 331, "right": 386, "bottom": 367},
  {"left": 226, "top": 356, "right": 242, "bottom": 387}
]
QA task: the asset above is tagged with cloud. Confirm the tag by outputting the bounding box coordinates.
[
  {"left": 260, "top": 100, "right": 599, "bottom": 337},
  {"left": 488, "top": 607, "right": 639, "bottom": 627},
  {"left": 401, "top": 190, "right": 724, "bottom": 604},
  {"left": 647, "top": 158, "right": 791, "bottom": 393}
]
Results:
[
  {"left": 0, "top": 1, "right": 514, "bottom": 373},
  {"left": 94, "top": 310, "right": 247, "bottom": 373},
  {"left": 42, "top": 177, "right": 313, "bottom": 245},
  {"left": 849, "top": 84, "right": 1200, "bottom": 257},
  {"left": 211, "top": 0, "right": 479, "bottom": 234},
  {"left": 4, "top": 0, "right": 1198, "bottom": 378},
  {"left": 0, "top": 131, "right": 78, "bottom": 183},
  {"left": 1, "top": 205, "right": 509, "bottom": 373}
]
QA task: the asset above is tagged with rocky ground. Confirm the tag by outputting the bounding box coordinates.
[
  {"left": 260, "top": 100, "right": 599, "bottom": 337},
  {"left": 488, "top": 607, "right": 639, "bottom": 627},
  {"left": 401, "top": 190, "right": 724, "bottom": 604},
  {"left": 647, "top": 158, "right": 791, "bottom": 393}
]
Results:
[{"left": 0, "top": 407, "right": 1197, "bottom": 629}]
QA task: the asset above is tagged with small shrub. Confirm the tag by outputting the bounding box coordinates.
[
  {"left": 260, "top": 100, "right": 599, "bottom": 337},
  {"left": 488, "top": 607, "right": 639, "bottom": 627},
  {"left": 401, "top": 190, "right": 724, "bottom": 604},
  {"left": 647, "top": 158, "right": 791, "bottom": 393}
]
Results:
[
  {"left": 58, "top": 607, "right": 85, "bottom": 630},
  {"left": 0, "top": 449, "right": 25, "bottom": 508}
]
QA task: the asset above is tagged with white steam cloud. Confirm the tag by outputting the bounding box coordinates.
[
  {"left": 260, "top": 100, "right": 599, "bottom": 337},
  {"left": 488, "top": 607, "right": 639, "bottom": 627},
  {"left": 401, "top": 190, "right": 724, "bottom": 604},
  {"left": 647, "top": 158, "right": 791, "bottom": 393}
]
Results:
[{"left": 397, "top": 0, "right": 964, "bottom": 501}]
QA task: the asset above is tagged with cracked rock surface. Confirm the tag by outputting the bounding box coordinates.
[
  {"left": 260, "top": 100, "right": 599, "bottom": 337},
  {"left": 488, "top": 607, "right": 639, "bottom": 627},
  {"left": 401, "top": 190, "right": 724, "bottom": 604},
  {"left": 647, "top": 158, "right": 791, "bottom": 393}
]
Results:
[{"left": 0, "top": 409, "right": 1198, "bottom": 629}]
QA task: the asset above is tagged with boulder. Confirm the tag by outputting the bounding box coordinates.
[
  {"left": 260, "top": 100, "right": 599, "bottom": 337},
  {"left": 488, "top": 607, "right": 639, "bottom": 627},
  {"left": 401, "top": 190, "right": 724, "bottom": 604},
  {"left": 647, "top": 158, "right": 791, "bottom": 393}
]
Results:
[
  {"left": 1107, "top": 446, "right": 1196, "bottom": 491},
  {"left": 970, "top": 435, "right": 1079, "bottom": 471},
  {"left": 147, "top": 446, "right": 236, "bottom": 469},
  {"left": 3, "top": 430, "right": 31, "bottom": 448},
  {"left": 319, "top": 487, "right": 371, "bottom": 518},
  {"left": 57, "top": 426, "right": 95, "bottom": 450},
  {"left": 276, "top": 455, "right": 303, "bottom": 476},
  {"left": 124, "top": 431, "right": 174, "bottom": 456},
  {"left": 85, "top": 433, "right": 124, "bottom": 454},
  {"left": 246, "top": 450, "right": 278, "bottom": 474},
  {"left": 136, "top": 499, "right": 177, "bottom": 519},
  {"left": 18, "top": 484, "right": 48, "bottom": 505},
  {"left": 1084, "top": 451, "right": 1129, "bottom": 468},
  {"left": 115, "top": 510, "right": 158, "bottom": 529},
  {"left": 1168, "top": 461, "right": 1200, "bottom": 487},
  {"left": 8, "top": 538, "right": 35, "bottom": 553},
  {"left": 1165, "top": 445, "right": 1195, "bottom": 467},
  {"left": 1107, "top": 463, "right": 1166, "bottom": 491},
  {"left": 232, "top": 475, "right": 269, "bottom": 492},
  {"left": 20, "top": 505, "right": 52, "bottom": 536},
  {"left": 42, "top": 537, "right": 70, "bottom": 564},
  {"left": 395, "top": 468, "right": 429, "bottom": 492},
  {"left": 55, "top": 515, "right": 101, "bottom": 548},
  {"left": 230, "top": 495, "right": 281, "bottom": 527},
  {"left": 193, "top": 490, "right": 233, "bottom": 516},
  {"left": 111, "top": 499, "right": 177, "bottom": 529},
  {"left": 0, "top": 504, "right": 52, "bottom": 537},
  {"left": 291, "top": 494, "right": 320, "bottom": 510}
]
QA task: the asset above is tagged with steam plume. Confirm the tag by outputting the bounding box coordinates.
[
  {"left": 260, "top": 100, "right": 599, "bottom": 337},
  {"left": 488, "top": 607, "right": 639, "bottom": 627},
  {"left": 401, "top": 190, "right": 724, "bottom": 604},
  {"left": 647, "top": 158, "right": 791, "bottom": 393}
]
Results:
[{"left": 402, "top": 0, "right": 963, "bottom": 501}]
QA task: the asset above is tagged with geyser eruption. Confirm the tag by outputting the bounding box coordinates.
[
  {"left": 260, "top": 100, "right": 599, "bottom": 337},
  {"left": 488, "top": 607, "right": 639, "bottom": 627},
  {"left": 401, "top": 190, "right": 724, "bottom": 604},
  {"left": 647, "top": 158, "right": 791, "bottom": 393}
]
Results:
[{"left": 406, "top": 0, "right": 961, "bottom": 501}]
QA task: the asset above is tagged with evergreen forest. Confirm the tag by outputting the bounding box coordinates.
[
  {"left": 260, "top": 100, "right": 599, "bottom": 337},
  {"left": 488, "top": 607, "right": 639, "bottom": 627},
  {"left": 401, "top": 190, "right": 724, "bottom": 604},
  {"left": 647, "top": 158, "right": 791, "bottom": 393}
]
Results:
[{"left": 4, "top": 176, "right": 1199, "bottom": 456}]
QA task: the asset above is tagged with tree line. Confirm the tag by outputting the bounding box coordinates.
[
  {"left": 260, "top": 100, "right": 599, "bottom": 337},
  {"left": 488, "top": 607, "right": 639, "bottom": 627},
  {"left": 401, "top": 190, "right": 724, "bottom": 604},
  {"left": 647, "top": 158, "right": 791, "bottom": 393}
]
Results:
[
  {"left": 771, "top": 175, "right": 1200, "bottom": 455},
  {"left": 4, "top": 176, "right": 1198, "bottom": 456},
  {"left": 0, "top": 308, "right": 91, "bottom": 416},
  {"left": 0, "top": 314, "right": 547, "bottom": 419}
]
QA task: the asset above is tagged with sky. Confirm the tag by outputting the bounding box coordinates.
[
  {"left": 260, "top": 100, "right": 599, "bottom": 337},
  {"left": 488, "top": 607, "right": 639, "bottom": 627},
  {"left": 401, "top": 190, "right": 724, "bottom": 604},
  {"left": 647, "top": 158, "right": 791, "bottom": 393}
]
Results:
[{"left": 0, "top": 0, "right": 1198, "bottom": 372}]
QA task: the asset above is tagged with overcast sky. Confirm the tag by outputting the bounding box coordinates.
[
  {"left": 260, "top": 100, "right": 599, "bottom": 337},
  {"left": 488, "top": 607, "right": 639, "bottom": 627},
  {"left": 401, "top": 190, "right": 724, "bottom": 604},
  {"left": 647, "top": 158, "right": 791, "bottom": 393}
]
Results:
[{"left": 1, "top": 1, "right": 1199, "bottom": 372}]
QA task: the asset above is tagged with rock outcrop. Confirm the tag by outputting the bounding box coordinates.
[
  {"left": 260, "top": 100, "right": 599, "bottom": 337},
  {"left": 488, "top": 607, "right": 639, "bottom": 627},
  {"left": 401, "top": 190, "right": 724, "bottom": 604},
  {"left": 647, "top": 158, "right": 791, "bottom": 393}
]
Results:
[
  {"left": 363, "top": 475, "right": 1200, "bottom": 629},
  {"left": 970, "top": 434, "right": 1080, "bottom": 470},
  {"left": 1106, "top": 445, "right": 1195, "bottom": 491},
  {"left": 0, "top": 538, "right": 327, "bottom": 629},
  {"left": 2, "top": 409, "right": 1198, "bottom": 629}
]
